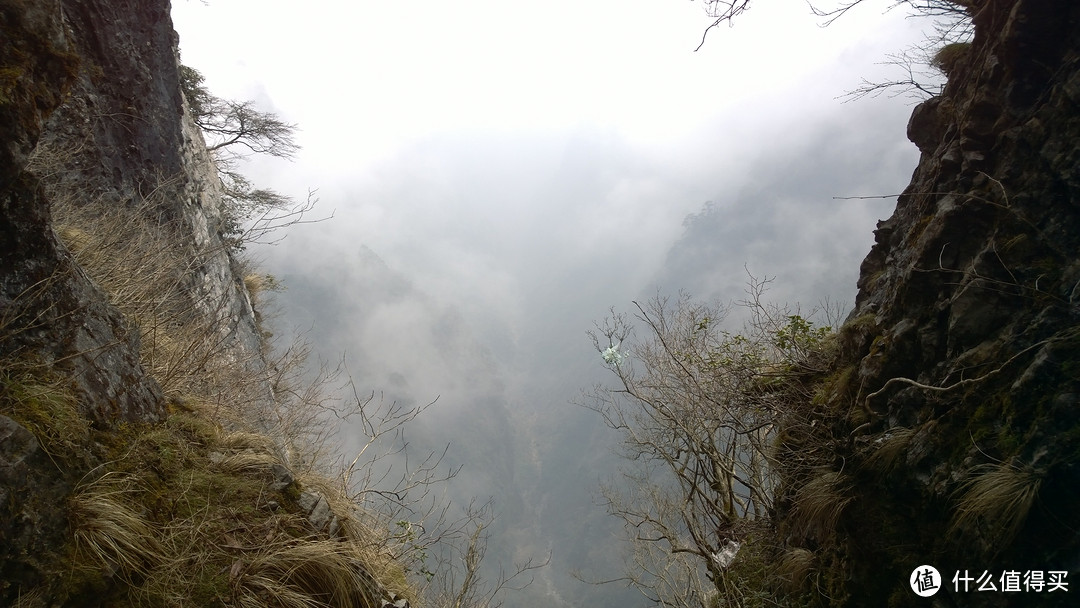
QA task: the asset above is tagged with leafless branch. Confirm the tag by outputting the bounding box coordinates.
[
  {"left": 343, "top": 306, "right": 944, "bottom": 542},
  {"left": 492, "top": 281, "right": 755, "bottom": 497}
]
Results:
[{"left": 581, "top": 274, "right": 835, "bottom": 604}]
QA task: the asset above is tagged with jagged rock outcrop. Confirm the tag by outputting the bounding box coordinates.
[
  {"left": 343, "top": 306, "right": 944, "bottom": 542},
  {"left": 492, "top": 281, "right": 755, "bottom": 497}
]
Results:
[
  {"left": 809, "top": 1, "right": 1080, "bottom": 605},
  {"left": 2, "top": 2, "right": 416, "bottom": 605},
  {"left": 1, "top": 0, "right": 163, "bottom": 425},
  {"left": 0, "top": 0, "right": 269, "bottom": 602},
  {"left": 3, "top": 0, "right": 263, "bottom": 424},
  {"left": 1, "top": 0, "right": 165, "bottom": 599},
  {"left": 38, "top": 0, "right": 266, "bottom": 369}
]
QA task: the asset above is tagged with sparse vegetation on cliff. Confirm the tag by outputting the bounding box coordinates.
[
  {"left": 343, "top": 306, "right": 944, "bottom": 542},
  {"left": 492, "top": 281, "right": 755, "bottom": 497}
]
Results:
[
  {"left": 585, "top": 277, "right": 843, "bottom": 607},
  {"left": 595, "top": 3, "right": 1080, "bottom": 607},
  {"left": 180, "top": 62, "right": 314, "bottom": 251},
  {"left": 2, "top": 30, "right": 538, "bottom": 608},
  {"left": 0, "top": 136, "right": 421, "bottom": 606},
  {"left": 0, "top": 6, "right": 504, "bottom": 606}
]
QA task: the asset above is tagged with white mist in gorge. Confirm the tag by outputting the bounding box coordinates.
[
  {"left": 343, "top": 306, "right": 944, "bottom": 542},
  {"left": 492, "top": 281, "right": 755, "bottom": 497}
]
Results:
[{"left": 172, "top": 1, "right": 931, "bottom": 605}]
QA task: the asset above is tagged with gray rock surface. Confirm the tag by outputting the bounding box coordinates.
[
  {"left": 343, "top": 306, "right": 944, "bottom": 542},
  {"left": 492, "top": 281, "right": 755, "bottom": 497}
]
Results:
[
  {"left": 787, "top": 1, "right": 1080, "bottom": 604},
  {"left": 0, "top": 0, "right": 273, "bottom": 601}
]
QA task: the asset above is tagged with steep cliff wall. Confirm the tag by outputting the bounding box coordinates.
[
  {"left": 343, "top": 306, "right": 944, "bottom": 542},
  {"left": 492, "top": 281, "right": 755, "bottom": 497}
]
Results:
[
  {"left": 0, "top": 1, "right": 365, "bottom": 604},
  {"left": 2, "top": 0, "right": 163, "bottom": 598},
  {"left": 2, "top": 0, "right": 263, "bottom": 421},
  {"left": 38, "top": 0, "right": 265, "bottom": 377},
  {"left": 1, "top": 0, "right": 163, "bottom": 425},
  {"left": 802, "top": 1, "right": 1080, "bottom": 605}
]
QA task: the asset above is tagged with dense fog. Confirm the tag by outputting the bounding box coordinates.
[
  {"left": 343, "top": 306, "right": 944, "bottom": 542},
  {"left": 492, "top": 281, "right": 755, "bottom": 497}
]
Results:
[{"left": 172, "top": 2, "right": 931, "bottom": 604}]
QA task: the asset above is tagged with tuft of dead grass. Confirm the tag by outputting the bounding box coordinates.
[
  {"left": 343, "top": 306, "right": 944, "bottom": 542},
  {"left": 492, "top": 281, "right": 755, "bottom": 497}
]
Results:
[
  {"left": 775, "top": 547, "right": 816, "bottom": 592},
  {"left": 790, "top": 471, "right": 854, "bottom": 543},
  {"left": 242, "top": 273, "right": 282, "bottom": 309},
  {"left": 70, "top": 474, "right": 165, "bottom": 582},
  {"left": 950, "top": 461, "right": 1041, "bottom": 550},
  {"left": 238, "top": 538, "right": 402, "bottom": 608},
  {"left": 863, "top": 426, "right": 916, "bottom": 474},
  {"left": 65, "top": 408, "right": 415, "bottom": 608}
]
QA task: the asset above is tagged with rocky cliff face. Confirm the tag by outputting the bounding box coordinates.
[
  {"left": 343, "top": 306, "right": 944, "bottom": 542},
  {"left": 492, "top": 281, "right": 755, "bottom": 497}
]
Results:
[
  {"left": 39, "top": 0, "right": 265, "bottom": 373},
  {"left": 1, "top": 0, "right": 164, "bottom": 426},
  {"left": 1, "top": 0, "right": 268, "bottom": 602},
  {"left": 810, "top": 0, "right": 1080, "bottom": 605},
  {"left": 2, "top": 0, "right": 262, "bottom": 422}
]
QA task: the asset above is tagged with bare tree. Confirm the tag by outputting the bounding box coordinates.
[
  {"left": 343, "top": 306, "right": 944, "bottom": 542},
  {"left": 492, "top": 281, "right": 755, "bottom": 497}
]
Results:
[
  {"left": 806, "top": 0, "right": 975, "bottom": 27},
  {"left": 583, "top": 277, "right": 834, "bottom": 606},
  {"left": 693, "top": 1, "right": 975, "bottom": 41},
  {"left": 835, "top": 2, "right": 976, "bottom": 102},
  {"left": 307, "top": 372, "right": 548, "bottom": 608},
  {"left": 693, "top": 1, "right": 753, "bottom": 51},
  {"left": 198, "top": 98, "right": 299, "bottom": 159},
  {"left": 417, "top": 501, "right": 550, "bottom": 608},
  {"left": 179, "top": 63, "right": 311, "bottom": 249},
  {"left": 693, "top": 1, "right": 977, "bottom": 100},
  {"left": 179, "top": 64, "right": 299, "bottom": 160}
]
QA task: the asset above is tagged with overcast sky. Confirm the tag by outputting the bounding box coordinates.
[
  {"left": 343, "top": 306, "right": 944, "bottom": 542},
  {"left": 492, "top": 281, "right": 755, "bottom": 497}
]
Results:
[
  {"left": 172, "top": 0, "right": 928, "bottom": 322},
  {"left": 171, "top": 2, "right": 935, "bottom": 605}
]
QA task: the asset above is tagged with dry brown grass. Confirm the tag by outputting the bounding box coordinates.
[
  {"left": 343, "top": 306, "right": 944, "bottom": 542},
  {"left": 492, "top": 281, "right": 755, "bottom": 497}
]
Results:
[
  {"left": 213, "top": 451, "right": 279, "bottom": 475},
  {"left": 70, "top": 474, "right": 165, "bottom": 582},
  {"left": 790, "top": 471, "right": 854, "bottom": 543},
  {"left": 238, "top": 538, "right": 406, "bottom": 608},
  {"left": 50, "top": 186, "right": 242, "bottom": 399},
  {"left": 950, "top": 461, "right": 1041, "bottom": 550},
  {"left": 10, "top": 588, "right": 45, "bottom": 608},
  {"left": 242, "top": 273, "right": 282, "bottom": 312},
  {"left": 45, "top": 175, "right": 337, "bottom": 466},
  {"left": 17, "top": 147, "right": 422, "bottom": 606},
  {"left": 65, "top": 404, "right": 415, "bottom": 608},
  {"left": 863, "top": 426, "right": 916, "bottom": 474},
  {"left": 775, "top": 547, "right": 816, "bottom": 592},
  {"left": 219, "top": 429, "right": 280, "bottom": 454}
]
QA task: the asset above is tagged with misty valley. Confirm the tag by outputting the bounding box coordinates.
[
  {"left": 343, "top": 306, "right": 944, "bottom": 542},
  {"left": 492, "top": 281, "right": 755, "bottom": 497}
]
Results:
[{"left": 2, "top": 1, "right": 1078, "bottom": 608}]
